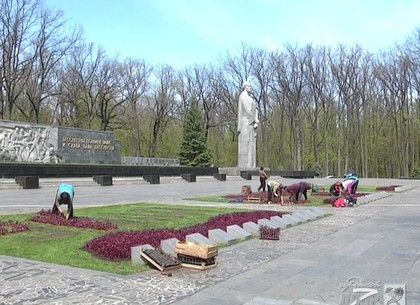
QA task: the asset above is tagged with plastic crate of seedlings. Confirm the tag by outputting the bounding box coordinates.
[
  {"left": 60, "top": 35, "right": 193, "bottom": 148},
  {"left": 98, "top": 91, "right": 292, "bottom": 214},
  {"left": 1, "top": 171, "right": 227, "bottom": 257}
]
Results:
[{"left": 259, "top": 225, "right": 280, "bottom": 240}]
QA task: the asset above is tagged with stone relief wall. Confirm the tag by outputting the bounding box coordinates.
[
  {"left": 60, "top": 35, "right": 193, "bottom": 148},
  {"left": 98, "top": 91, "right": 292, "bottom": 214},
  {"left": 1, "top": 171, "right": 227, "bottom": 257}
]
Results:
[
  {"left": 0, "top": 120, "right": 121, "bottom": 164},
  {"left": 0, "top": 125, "right": 58, "bottom": 163}
]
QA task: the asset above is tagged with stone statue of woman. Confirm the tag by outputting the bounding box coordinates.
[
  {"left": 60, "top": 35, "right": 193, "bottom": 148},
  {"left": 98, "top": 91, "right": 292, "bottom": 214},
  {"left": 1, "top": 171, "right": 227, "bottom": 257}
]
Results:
[{"left": 237, "top": 81, "right": 259, "bottom": 168}]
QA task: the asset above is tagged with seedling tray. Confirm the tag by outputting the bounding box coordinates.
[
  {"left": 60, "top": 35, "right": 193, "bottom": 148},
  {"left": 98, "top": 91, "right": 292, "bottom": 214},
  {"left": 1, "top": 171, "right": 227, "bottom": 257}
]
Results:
[{"left": 140, "top": 248, "right": 181, "bottom": 272}]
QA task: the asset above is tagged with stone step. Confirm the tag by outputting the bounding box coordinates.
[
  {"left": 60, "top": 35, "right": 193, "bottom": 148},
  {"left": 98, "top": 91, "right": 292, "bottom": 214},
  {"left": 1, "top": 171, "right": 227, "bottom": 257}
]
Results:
[
  {"left": 0, "top": 179, "right": 22, "bottom": 190},
  {"left": 113, "top": 177, "right": 149, "bottom": 186},
  {"left": 39, "top": 178, "right": 98, "bottom": 188},
  {"left": 0, "top": 175, "right": 249, "bottom": 190}
]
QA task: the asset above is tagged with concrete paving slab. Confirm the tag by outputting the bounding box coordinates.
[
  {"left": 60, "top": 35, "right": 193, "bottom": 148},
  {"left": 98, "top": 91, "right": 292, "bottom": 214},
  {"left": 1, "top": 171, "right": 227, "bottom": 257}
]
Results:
[
  {"left": 161, "top": 238, "right": 179, "bottom": 257},
  {"left": 282, "top": 214, "right": 302, "bottom": 225},
  {"left": 308, "top": 207, "right": 328, "bottom": 215},
  {"left": 243, "top": 221, "right": 260, "bottom": 235},
  {"left": 227, "top": 224, "right": 253, "bottom": 240},
  {"left": 275, "top": 215, "right": 294, "bottom": 226},
  {"left": 297, "top": 209, "right": 321, "bottom": 220},
  {"left": 208, "top": 228, "right": 238, "bottom": 246},
  {"left": 185, "top": 233, "right": 214, "bottom": 245},
  {"left": 269, "top": 216, "right": 288, "bottom": 229},
  {"left": 131, "top": 244, "right": 154, "bottom": 265},
  {"left": 258, "top": 218, "right": 280, "bottom": 229},
  {"left": 291, "top": 212, "right": 312, "bottom": 222},
  {"left": 333, "top": 239, "right": 378, "bottom": 257}
]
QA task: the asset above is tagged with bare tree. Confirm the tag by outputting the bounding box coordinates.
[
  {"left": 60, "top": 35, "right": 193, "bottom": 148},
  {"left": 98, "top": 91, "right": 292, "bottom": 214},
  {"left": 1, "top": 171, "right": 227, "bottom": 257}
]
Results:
[
  {"left": 58, "top": 42, "right": 105, "bottom": 128},
  {"left": 375, "top": 47, "right": 413, "bottom": 177},
  {"left": 178, "top": 64, "right": 222, "bottom": 138},
  {"left": 117, "top": 58, "right": 152, "bottom": 156},
  {"left": 271, "top": 45, "right": 308, "bottom": 170},
  {"left": 0, "top": 0, "right": 40, "bottom": 119},
  {"left": 94, "top": 57, "right": 126, "bottom": 131},
  {"left": 329, "top": 45, "right": 363, "bottom": 176},
  {"left": 302, "top": 45, "right": 333, "bottom": 174},
  {"left": 147, "top": 65, "right": 179, "bottom": 157},
  {"left": 21, "top": 7, "right": 81, "bottom": 123},
  {"left": 352, "top": 52, "right": 376, "bottom": 178},
  {"left": 249, "top": 48, "right": 273, "bottom": 167}
]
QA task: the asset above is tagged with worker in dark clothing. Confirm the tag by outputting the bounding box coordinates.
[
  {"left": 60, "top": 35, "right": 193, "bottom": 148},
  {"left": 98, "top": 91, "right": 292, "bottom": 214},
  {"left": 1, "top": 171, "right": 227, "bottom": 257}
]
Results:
[
  {"left": 329, "top": 181, "right": 343, "bottom": 196},
  {"left": 284, "top": 182, "right": 312, "bottom": 202}
]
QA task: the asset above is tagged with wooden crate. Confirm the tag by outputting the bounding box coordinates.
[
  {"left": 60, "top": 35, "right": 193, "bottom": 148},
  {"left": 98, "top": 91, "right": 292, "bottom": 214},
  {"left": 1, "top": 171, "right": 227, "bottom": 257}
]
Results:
[
  {"left": 241, "top": 185, "right": 252, "bottom": 194},
  {"left": 175, "top": 241, "right": 218, "bottom": 259},
  {"left": 247, "top": 196, "right": 262, "bottom": 203}
]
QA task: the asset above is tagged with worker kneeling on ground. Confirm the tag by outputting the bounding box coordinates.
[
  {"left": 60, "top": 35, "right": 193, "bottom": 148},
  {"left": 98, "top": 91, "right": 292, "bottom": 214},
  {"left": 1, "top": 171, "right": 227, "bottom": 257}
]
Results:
[
  {"left": 267, "top": 180, "right": 284, "bottom": 204},
  {"left": 329, "top": 181, "right": 343, "bottom": 197},
  {"left": 52, "top": 183, "right": 75, "bottom": 219}
]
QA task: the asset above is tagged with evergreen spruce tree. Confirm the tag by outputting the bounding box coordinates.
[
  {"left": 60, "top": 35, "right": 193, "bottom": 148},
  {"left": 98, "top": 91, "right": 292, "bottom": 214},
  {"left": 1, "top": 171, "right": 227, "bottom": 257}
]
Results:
[{"left": 179, "top": 101, "right": 212, "bottom": 167}]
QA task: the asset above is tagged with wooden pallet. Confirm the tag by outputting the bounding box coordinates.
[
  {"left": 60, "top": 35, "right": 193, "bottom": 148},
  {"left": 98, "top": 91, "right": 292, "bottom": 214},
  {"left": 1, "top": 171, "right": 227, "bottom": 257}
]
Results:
[{"left": 181, "top": 261, "right": 218, "bottom": 270}]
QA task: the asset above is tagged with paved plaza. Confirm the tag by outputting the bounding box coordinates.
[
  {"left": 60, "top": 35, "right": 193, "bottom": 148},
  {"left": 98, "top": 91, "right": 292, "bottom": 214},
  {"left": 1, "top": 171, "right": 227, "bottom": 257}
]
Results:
[{"left": 0, "top": 177, "right": 419, "bottom": 304}]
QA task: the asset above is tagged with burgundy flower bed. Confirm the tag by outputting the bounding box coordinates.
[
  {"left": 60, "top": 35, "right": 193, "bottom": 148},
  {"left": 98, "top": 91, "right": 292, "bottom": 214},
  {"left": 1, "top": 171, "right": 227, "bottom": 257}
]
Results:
[
  {"left": 85, "top": 210, "right": 285, "bottom": 260},
  {"left": 30, "top": 210, "right": 118, "bottom": 231},
  {"left": 376, "top": 185, "right": 402, "bottom": 191},
  {"left": 0, "top": 220, "right": 30, "bottom": 236}
]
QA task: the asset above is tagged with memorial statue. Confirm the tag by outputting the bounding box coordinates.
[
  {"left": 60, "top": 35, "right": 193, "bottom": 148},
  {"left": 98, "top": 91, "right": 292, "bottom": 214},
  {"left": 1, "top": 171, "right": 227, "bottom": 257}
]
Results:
[{"left": 237, "top": 81, "right": 259, "bottom": 168}]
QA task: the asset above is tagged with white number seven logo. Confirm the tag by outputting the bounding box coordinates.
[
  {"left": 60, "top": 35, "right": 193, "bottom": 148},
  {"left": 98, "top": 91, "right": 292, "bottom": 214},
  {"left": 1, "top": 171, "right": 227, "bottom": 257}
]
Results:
[{"left": 349, "top": 288, "right": 379, "bottom": 305}]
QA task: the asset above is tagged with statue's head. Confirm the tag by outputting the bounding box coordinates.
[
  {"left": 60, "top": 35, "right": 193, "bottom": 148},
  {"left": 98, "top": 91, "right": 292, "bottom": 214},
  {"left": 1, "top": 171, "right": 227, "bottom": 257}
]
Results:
[{"left": 242, "top": 81, "right": 251, "bottom": 91}]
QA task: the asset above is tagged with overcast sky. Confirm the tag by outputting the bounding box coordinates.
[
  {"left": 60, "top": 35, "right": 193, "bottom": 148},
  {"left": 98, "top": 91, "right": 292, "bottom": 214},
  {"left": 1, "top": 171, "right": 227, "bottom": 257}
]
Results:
[{"left": 45, "top": 0, "right": 420, "bottom": 68}]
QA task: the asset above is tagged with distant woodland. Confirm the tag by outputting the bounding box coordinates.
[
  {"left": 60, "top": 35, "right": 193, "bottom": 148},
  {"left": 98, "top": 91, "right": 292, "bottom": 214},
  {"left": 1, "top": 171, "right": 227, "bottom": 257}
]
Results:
[{"left": 1, "top": 0, "right": 420, "bottom": 177}]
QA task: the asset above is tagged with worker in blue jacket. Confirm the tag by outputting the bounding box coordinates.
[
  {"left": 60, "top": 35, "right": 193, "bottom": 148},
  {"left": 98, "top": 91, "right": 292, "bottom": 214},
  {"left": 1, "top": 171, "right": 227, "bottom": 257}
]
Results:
[
  {"left": 51, "top": 183, "right": 75, "bottom": 219},
  {"left": 344, "top": 171, "right": 359, "bottom": 194}
]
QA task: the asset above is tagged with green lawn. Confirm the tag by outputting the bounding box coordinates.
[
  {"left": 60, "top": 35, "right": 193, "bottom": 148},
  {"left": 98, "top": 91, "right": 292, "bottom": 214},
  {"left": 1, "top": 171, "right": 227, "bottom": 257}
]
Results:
[{"left": 0, "top": 203, "right": 245, "bottom": 275}]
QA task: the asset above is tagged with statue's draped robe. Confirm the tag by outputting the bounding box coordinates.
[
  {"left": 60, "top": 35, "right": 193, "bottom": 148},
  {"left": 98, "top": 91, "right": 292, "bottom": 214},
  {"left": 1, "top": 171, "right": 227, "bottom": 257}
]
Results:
[{"left": 237, "top": 90, "right": 258, "bottom": 168}]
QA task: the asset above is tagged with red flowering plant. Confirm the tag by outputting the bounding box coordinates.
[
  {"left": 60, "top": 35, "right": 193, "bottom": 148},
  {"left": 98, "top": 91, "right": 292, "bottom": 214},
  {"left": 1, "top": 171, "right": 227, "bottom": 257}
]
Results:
[
  {"left": 30, "top": 210, "right": 118, "bottom": 231},
  {"left": 0, "top": 220, "right": 30, "bottom": 236},
  {"left": 85, "top": 210, "right": 285, "bottom": 260}
]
